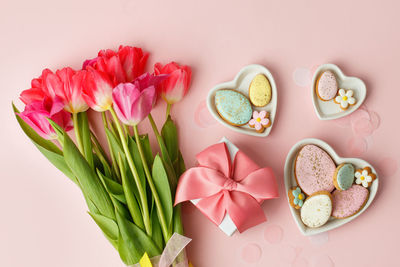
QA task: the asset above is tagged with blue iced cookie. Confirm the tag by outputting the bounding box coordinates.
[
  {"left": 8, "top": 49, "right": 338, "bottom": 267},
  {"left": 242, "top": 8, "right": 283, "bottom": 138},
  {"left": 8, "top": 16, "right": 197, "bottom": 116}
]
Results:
[
  {"left": 288, "top": 186, "right": 306, "bottom": 209},
  {"left": 333, "top": 163, "right": 355, "bottom": 191},
  {"left": 215, "top": 89, "right": 252, "bottom": 126}
]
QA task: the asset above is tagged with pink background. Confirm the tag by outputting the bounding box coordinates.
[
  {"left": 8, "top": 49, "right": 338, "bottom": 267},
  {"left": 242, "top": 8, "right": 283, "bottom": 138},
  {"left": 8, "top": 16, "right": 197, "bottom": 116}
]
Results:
[{"left": 1, "top": 0, "right": 399, "bottom": 266}]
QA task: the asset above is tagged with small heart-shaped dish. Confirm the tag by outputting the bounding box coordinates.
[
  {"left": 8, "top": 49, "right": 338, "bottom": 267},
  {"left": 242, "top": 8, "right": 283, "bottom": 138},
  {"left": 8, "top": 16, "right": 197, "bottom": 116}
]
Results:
[
  {"left": 207, "top": 64, "right": 277, "bottom": 137},
  {"left": 284, "top": 138, "right": 378, "bottom": 236},
  {"left": 312, "top": 64, "right": 366, "bottom": 120}
]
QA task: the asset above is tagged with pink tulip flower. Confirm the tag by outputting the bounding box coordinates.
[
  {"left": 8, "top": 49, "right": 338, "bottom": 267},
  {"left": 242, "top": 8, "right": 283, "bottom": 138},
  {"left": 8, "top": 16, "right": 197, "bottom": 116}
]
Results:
[
  {"left": 154, "top": 62, "right": 192, "bottom": 104},
  {"left": 18, "top": 97, "right": 73, "bottom": 140},
  {"left": 82, "top": 67, "right": 115, "bottom": 112},
  {"left": 112, "top": 73, "right": 167, "bottom": 126},
  {"left": 56, "top": 67, "right": 89, "bottom": 113}
]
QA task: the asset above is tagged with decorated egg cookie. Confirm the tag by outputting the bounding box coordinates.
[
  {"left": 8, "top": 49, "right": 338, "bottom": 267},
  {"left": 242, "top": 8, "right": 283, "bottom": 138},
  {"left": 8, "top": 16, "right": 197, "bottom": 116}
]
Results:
[
  {"left": 316, "top": 70, "right": 338, "bottom": 101},
  {"left": 295, "top": 145, "right": 336, "bottom": 195},
  {"left": 333, "top": 163, "right": 355, "bottom": 191},
  {"left": 355, "top": 167, "right": 376, "bottom": 188},
  {"left": 334, "top": 89, "right": 356, "bottom": 110},
  {"left": 300, "top": 191, "right": 333, "bottom": 228},
  {"left": 332, "top": 184, "right": 369, "bottom": 219},
  {"left": 288, "top": 187, "right": 305, "bottom": 209},
  {"left": 215, "top": 89, "right": 253, "bottom": 126},
  {"left": 248, "top": 110, "right": 271, "bottom": 133},
  {"left": 248, "top": 74, "right": 272, "bottom": 107}
]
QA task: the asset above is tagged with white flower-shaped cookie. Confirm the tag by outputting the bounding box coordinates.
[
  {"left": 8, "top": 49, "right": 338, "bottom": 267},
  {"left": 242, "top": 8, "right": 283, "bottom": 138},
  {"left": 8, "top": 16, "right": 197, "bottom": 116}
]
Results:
[
  {"left": 334, "top": 89, "right": 356, "bottom": 110},
  {"left": 355, "top": 167, "right": 376, "bottom": 188}
]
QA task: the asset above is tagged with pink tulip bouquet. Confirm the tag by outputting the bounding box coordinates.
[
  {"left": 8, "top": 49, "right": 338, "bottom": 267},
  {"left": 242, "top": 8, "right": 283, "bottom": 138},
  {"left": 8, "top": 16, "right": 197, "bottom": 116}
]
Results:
[{"left": 13, "top": 45, "right": 192, "bottom": 266}]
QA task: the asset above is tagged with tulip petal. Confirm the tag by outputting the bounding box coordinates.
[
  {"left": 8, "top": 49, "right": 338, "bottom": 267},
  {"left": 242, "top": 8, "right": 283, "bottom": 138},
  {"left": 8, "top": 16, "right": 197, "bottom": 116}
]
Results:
[
  {"left": 112, "top": 83, "right": 141, "bottom": 125},
  {"left": 129, "top": 86, "right": 156, "bottom": 125},
  {"left": 154, "top": 62, "right": 191, "bottom": 104},
  {"left": 82, "top": 67, "right": 114, "bottom": 111}
]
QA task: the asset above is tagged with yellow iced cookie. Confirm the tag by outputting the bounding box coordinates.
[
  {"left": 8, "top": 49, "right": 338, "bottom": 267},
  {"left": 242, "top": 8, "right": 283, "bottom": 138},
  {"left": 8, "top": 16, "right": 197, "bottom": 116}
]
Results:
[{"left": 248, "top": 74, "right": 272, "bottom": 107}]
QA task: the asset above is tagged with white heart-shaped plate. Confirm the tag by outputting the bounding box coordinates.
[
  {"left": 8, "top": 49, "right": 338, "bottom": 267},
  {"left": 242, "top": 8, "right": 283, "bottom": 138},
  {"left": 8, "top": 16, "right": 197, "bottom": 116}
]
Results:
[
  {"left": 207, "top": 64, "right": 277, "bottom": 137},
  {"left": 312, "top": 63, "right": 366, "bottom": 120},
  {"left": 284, "top": 138, "right": 378, "bottom": 236}
]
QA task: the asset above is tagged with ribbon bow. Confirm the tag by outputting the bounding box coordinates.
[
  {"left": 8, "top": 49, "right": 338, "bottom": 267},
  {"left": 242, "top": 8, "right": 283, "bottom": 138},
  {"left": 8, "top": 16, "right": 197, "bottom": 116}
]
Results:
[{"left": 175, "top": 142, "right": 279, "bottom": 233}]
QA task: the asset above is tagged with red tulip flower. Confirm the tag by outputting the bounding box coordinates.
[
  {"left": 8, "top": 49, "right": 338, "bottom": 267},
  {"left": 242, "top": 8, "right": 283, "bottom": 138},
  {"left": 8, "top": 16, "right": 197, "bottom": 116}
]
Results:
[
  {"left": 19, "top": 69, "right": 61, "bottom": 105},
  {"left": 56, "top": 67, "right": 88, "bottom": 113},
  {"left": 154, "top": 62, "right": 192, "bottom": 104},
  {"left": 19, "top": 77, "right": 46, "bottom": 105},
  {"left": 20, "top": 68, "right": 89, "bottom": 114},
  {"left": 83, "top": 45, "right": 149, "bottom": 86},
  {"left": 18, "top": 97, "right": 73, "bottom": 140},
  {"left": 117, "top": 46, "right": 149, "bottom": 82},
  {"left": 82, "top": 67, "right": 115, "bottom": 112}
]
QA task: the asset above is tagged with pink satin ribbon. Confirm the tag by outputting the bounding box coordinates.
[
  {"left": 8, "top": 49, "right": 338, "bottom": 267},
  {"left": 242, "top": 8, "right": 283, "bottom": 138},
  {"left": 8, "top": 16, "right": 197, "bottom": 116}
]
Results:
[{"left": 175, "top": 142, "right": 279, "bottom": 233}]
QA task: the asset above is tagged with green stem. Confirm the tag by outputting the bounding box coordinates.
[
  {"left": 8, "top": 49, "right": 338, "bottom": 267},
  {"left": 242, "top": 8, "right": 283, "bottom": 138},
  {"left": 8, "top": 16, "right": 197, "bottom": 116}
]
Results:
[
  {"left": 72, "top": 113, "right": 84, "bottom": 154},
  {"left": 90, "top": 130, "right": 109, "bottom": 164},
  {"left": 102, "top": 112, "right": 121, "bottom": 182},
  {"left": 92, "top": 141, "right": 112, "bottom": 176},
  {"left": 109, "top": 107, "right": 151, "bottom": 235},
  {"left": 166, "top": 103, "right": 172, "bottom": 119},
  {"left": 148, "top": 113, "right": 164, "bottom": 145},
  {"left": 123, "top": 124, "right": 129, "bottom": 137},
  {"left": 133, "top": 125, "right": 171, "bottom": 242}
]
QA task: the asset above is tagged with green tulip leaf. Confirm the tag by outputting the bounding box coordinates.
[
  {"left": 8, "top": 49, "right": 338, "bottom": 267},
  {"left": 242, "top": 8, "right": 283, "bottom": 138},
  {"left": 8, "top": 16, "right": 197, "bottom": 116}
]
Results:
[
  {"left": 116, "top": 210, "right": 161, "bottom": 265},
  {"left": 78, "top": 112, "right": 94, "bottom": 168},
  {"left": 34, "top": 143, "right": 77, "bottom": 184},
  {"left": 89, "top": 212, "right": 119, "bottom": 241},
  {"left": 151, "top": 204, "right": 164, "bottom": 251},
  {"left": 140, "top": 134, "right": 154, "bottom": 167},
  {"left": 105, "top": 128, "right": 125, "bottom": 162},
  {"left": 161, "top": 116, "right": 179, "bottom": 163},
  {"left": 152, "top": 155, "right": 173, "bottom": 227},
  {"left": 117, "top": 154, "right": 145, "bottom": 230},
  {"left": 62, "top": 130, "right": 115, "bottom": 220},
  {"left": 176, "top": 150, "right": 187, "bottom": 178},
  {"left": 110, "top": 195, "right": 132, "bottom": 221},
  {"left": 172, "top": 205, "right": 184, "bottom": 235},
  {"left": 128, "top": 137, "right": 146, "bottom": 194}
]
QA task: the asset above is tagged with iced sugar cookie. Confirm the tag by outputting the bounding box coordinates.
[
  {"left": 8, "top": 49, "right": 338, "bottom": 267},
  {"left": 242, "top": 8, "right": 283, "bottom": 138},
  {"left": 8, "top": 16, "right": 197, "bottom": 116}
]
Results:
[
  {"left": 316, "top": 70, "right": 338, "bottom": 101},
  {"left": 215, "top": 89, "right": 253, "bottom": 126},
  {"left": 295, "top": 145, "right": 336, "bottom": 195},
  {"left": 334, "top": 89, "right": 356, "bottom": 110},
  {"left": 332, "top": 184, "right": 369, "bottom": 219},
  {"left": 288, "top": 187, "right": 305, "bottom": 209},
  {"left": 300, "top": 191, "right": 333, "bottom": 228},
  {"left": 355, "top": 167, "right": 376, "bottom": 188},
  {"left": 248, "top": 110, "right": 271, "bottom": 133},
  {"left": 333, "top": 163, "right": 355, "bottom": 191},
  {"left": 248, "top": 74, "right": 272, "bottom": 107}
]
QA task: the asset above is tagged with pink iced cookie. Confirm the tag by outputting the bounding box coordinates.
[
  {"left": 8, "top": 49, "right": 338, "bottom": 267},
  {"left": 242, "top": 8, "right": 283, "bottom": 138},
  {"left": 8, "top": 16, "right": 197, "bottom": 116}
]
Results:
[
  {"left": 295, "top": 145, "right": 336, "bottom": 195},
  {"left": 316, "top": 70, "right": 338, "bottom": 101},
  {"left": 332, "top": 184, "right": 369, "bottom": 219}
]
